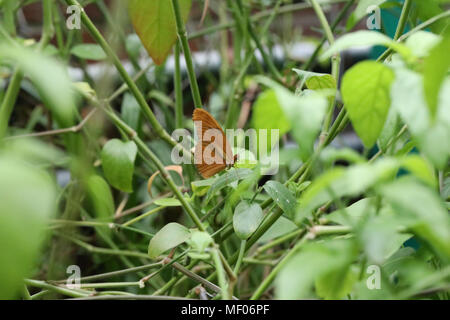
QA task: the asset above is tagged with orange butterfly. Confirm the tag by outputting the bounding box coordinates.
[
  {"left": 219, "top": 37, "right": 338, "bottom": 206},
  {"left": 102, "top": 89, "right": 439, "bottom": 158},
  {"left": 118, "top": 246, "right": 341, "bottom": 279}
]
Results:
[{"left": 193, "top": 108, "right": 238, "bottom": 178}]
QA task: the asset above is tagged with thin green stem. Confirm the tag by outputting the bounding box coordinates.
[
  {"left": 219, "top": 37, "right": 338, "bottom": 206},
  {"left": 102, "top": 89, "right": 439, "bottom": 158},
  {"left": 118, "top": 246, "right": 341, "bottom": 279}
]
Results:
[
  {"left": 64, "top": 0, "right": 176, "bottom": 149},
  {"left": 174, "top": 42, "right": 184, "bottom": 128},
  {"left": 393, "top": 0, "right": 413, "bottom": 41},
  {"left": 211, "top": 247, "right": 230, "bottom": 300},
  {"left": 233, "top": 240, "right": 247, "bottom": 275},
  {"left": 171, "top": 0, "right": 203, "bottom": 108},
  {"left": 250, "top": 234, "right": 310, "bottom": 300},
  {"left": 122, "top": 206, "right": 166, "bottom": 227}
]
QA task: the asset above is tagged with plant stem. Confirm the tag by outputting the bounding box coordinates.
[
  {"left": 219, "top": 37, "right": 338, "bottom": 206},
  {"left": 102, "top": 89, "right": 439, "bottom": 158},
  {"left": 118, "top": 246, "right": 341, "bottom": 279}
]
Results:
[
  {"left": 233, "top": 240, "right": 247, "bottom": 275},
  {"left": 393, "top": 0, "right": 412, "bottom": 41},
  {"left": 174, "top": 42, "right": 184, "bottom": 128},
  {"left": 250, "top": 233, "right": 310, "bottom": 300},
  {"left": 24, "top": 279, "right": 89, "bottom": 298},
  {"left": 97, "top": 100, "right": 205, "bottom": 231},
  {"left": 64, "top": 0, "right": 176, "bottom": 149},
  {"left": 211, "top": 247, "right": 230, "bottom": 300},
  {"left": 0, "top": 68, "right": 23, "bottom": 139},
  {"left": 122, "top": 206, "right": 166, "bottom": 227},
  {"left": 171, "top": 0, "right": 203, "bottom": 108},
  {"left": 55, "top": 262, "right": 162, "bottom": 284},
  {"left": 236, "top": 0, "right": 283, "bottom": 83}
]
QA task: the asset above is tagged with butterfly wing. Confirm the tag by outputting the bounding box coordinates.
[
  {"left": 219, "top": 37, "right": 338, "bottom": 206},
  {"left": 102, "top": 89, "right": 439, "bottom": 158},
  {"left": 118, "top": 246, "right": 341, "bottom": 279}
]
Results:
[{"left": 193, "top": 109, "right": 234, "bottom": 178}]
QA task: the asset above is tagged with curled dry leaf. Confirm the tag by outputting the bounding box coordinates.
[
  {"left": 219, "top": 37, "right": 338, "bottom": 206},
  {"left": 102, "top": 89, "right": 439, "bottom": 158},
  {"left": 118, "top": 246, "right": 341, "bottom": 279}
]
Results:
[{"left": 147, "top": 165, "right": 185, "bottom": 197}]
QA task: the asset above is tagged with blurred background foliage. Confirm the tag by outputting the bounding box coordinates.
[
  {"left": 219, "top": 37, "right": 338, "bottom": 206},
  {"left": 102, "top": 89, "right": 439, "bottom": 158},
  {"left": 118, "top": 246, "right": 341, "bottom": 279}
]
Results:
[{"left": 0, "top": 0, "right": 449, "bottom": 300}]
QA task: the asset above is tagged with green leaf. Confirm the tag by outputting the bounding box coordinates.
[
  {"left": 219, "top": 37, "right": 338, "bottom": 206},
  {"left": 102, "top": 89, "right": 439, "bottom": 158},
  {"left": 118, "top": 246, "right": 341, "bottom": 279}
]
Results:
[
  {"left": 296, "top": 157, "right": 433, "bottom": 222},
  {"left": 326, "top": 198, "right": 375, "bottom": 226},
  {"left": 321, "top": 31, "right": 412, "bottom": 62},
  {"left": 378, "top": 177, "right": 450, "bottom": 262},
  {"left": 292, "top": 69, "right": 336, "bottom": 91},
  {"left": 306, "top": 74, "right": 337, "bottom": 91},
  {"left": 256, "top": 76, "right": 328, "bottom": 161},
  {"left": 391, "top": 68, "right": 450, "bottom": 168},
  {"left": 315, "top": 265, "right": 359, "bottom": 300},
  {"left": 148, "top": 223, "right": 191, "bottom": 259},
  {"left": 154, "top": 197, "right": 186, "bottom": 207},
  {"left": 121, "top": 93, "right": 141, "bottom": 131},
  {"left": 341, "top": 61, "right": 395, "bottom": 148},
  {"left": 101, "top": 139, "right": 138, "bottom": 193},
  {"left": 412, "top": 0, "right": 448, "bottom": 33},
  {"left": 276, "top": 239, "right": 357, "bottom": 299},
  {"left": 257, "top": 216, "right": 298, "bottom": 243},
  {"left": 186, "top": 230, "right": 213, "bottom": 253},
  {"left": 70, "top": 44, "right": 107, "bottom": 60},
  {"left": 205, "top": 168, "right": 253, "bottom": 204},
  {"left": 233, "top": 201, "right": 264, "bottom": 240},
  {"left": 0, "top": 43, "right": 76, "bottom": 127},
  {"left": 423, "top": 35, "right": 450, "bottom": 118},
  {"left": 129, "top": 0, "right": 192, "bottom": 65},
  {"left": 360, "top": 213, "right": 413, "bottom": 264},
  {"left": 85, "top": 175, "right": 115, "bottom": 222},
  {"left": 251, "top": 89, "right": 291, "bottom": 136},
  {"left": 263, "top": 181, "right": 296, "bottom": 220},
  {"left": 404, "top": 31, "right": 441, "bottom": 58},
  {"left": 0, "top": 155, "right": 56, "bottom": 299},
  {"left": 191, "top": 178, "right": 215, "bottom": 197}
]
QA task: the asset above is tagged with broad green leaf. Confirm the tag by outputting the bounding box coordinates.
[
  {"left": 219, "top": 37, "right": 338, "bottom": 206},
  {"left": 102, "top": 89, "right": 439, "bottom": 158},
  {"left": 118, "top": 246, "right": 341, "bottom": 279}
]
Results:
[
  {"left": 256, "top": 76, "right": 327, "bottom": 161},
  {"left": 263, "top": 181, "right": 296, "bottom": 220},
  {"left": 148, "top": 223, "right": 191, "bottom": 258},
  {"left": 251, "top": 89, "right": 291, "bottom": 136},
  {"left": 154, "top": 197, "right": 186, "bottom": 207},
  {"left": 341, "top": 61, "right": 395, "bottom": 148},
  {"left": 121, "top": 93, "right": 141, "bottom": 131},
  {"left": 233, "top": 201, "right": 264, "bottom": 240},
  {"left": 306, "top": 74, "right": 337, "bottom": 91},
  {"left": 275, "top": 239, "right": 357, "bottom": 299},
  {"left": 257, "top": 216, "right": 298, "bottom": 243},
  {"left": 85, "top": 175, "right": 115, "bottom": 222},
  {"left": 191, "top": 178, "right": 215, "bottom": 197},
  {"left": 205, "top": 168, "right": 253, "bottom": 203},
  {"left": 378, "top": 104, "right": 400, "bottom": 151},
  {"left": 129, "top": 0, "right": 192, "bottom": 65},
  {"left": 321, "top": 31, "right": 412, "bottom": 62},
  {"left": 70, "top": 44, "right": 107, "bottom": 60},
  {"left": 0, "top": 44, "right": 76, "bottom": 128},
  {"left": 101, "top": 139, "right": 138, "bottom": 193},
  {"left": 412, "top": 0, "right": 448, "bottom": 33},
  {"left": 405, "top": 31, "right": 441, "bottom": 58},
  {"left": 360, "top": 214, "right": 413, "bottom": 264},
  {"left": 186, "top": 230, "right": 213, "bottom": 253},
  {"left": 326, "top": 198, "right": 375, "bottom": 226},
  {"left": 297, "top": 157, "right": 434, "bottom": 223},
  {"left": 378, "top": 177, "right": 450, "bottom": 262},
  {"left": 423, "top": 35, "right": 450, "bottom": 118},
  {"left": 391, "top": 68, "right": 450, "bottom": 168},
  {"left": 0, "top": 155, "right": 57, "bottom": 299},
  {"left": 315, "top": 265, "right": 359, "bottom": 300},
  {"left": 292, "top": 69, "right": 336, "bottom": 90}
]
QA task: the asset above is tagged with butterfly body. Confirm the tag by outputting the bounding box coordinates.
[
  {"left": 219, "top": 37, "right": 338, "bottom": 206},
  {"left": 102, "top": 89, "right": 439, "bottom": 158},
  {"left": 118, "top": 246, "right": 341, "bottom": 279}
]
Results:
[{"left": 192, "top": 108, "right": 237, "bottom": 178}]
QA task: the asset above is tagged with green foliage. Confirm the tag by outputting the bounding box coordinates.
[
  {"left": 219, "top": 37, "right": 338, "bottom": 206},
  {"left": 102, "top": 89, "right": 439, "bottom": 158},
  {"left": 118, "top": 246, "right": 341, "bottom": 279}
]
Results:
[
  {"left": 341, "top": 61, "right": 395, "bottom": 148},
  {"left": 1, "top": 0, "right": 449, "bottom": 302},
  {"left": 101, "top": 139, "right": 138, "bottom": 193},
  {"left": 233, "top": 201, "right": 264, "bottom": 240},
  {"left": 148, "top": 223, "right": 191, "bottom": 258},
  {"left": 128, "top": 0, "right": 192, "bottom": 65}
]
